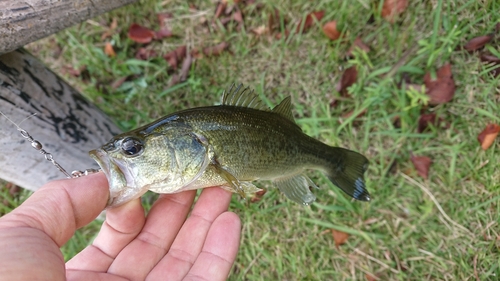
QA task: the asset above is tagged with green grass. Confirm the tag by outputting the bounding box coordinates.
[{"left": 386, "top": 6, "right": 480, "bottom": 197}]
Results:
[{"left": 2, "top": 0, "right": 499, "bottom": 279}]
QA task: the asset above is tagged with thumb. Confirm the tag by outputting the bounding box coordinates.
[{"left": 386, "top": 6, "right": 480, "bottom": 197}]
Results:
[{"left": 0, "top": 172, "right": 109, "bottom": 246}]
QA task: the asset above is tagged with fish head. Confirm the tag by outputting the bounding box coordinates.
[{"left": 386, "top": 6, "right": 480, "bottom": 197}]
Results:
[
  {"left": 90, "top": 132, "right": 175, "bottom": 207},
  {"left": 90, "top": 129, "right": 209, "bottom": 208}
]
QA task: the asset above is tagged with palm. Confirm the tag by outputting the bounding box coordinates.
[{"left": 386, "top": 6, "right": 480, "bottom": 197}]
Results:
[{"left": 67, "top": 188, "right": 240, "bottom": 280}]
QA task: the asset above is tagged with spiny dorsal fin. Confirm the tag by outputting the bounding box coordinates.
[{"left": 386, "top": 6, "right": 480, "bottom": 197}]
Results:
[
  {"left": 221, "top": 84, "right": 270, "bottom": 111},
  {"left": 272, "top": 96, "right": 295, "bottom": 122}
]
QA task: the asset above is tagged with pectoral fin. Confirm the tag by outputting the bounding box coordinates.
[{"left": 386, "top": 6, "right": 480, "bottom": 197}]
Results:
[
  {"left": 274, "top": 174, "right": 318, "bottom": 205},
  {"left": 211, "top": 163, "right": 258, "bottom": 198}
]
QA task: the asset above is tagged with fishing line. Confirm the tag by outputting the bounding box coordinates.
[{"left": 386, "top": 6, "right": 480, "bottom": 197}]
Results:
[{"left": 0, "top": 110, "right": 99, "bottom": 178}]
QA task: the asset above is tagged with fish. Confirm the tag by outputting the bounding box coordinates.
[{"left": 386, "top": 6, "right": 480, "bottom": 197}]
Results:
[{"left": 90, "top": 84, "right": 370, "bottom": 207}]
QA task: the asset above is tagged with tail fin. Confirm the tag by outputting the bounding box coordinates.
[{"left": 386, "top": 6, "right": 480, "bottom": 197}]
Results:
[{"left": 326, "top": 148, "right": 370, "bottom": 201}]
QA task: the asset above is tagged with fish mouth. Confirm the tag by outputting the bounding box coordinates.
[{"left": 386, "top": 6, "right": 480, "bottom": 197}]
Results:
[{"left": 89, "top": 149, "right": 127, "bottom": 207}]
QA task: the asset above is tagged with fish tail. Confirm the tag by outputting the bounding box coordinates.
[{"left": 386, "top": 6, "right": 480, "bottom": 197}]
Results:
[{"left": 324, "top": 147, "right": 370, "bottom": 201}]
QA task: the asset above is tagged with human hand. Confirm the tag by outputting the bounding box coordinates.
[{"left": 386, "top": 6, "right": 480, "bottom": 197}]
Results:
[{"left": 0, "top": 172, "right": 241, "bottom": 281}]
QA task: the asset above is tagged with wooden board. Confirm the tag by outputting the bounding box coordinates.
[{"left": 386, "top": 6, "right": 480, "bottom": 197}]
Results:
[
  {"left": 0, "top": 49, "right": 121, "bottom": 191},
  {"left": 0, "top": 0, "right": 139, "bottom": 55}
]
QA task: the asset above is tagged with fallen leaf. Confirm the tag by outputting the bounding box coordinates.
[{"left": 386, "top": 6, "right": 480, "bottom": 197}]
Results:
[
  {"left": 203, "top": 42, "right": 230, "bottom": 56},
  {"left": 233, "top": 8, "right": 243, "bottom": 23},
  {"left": 135, "top": 48, "right": 157, "bottom": 60},
  {"left": 157, "top": 12, "right": 173, "bottom": 26},
  {"left": 381, "top": 0, "right": 408, "bottom": 23},
  {"left": 111, "top": 76, "right": 130, "bottom": 90},
  {"left": 296, "top": 11, "right": 324, "bottom": 33},
  {"left": 250, "top": 189, "right": 267, "bottom": 203},
  {"left": 336, "top": 66, "right": 358, "bottom": 96},
  {"left": 101, "top": 18, "right": 118, "bottom": 40},
  {"left": 104, "top": 42, "right": 116, "bottom": 57},
  {"left": 365, "top": 274, "right": 377, "bottom": 281},
  {"left": 331, "top": 229, "right": 349, "bottom": 248},
  {"left": 417, "top": 113, "right": 437, "bottom": 133},
  {"left": 128, "top": 23, "right": 155, "bottom": 44},
  {"left": 477, "top": 124, "right": 500, "bottom": 150},
  {"left": 323, "top": 21, "right": 341, "bottom": 41},
  {"left": 480, "top": 53, "right": 500, "bottom": 64},
  {"left": 424, "top": 63, "right": 455, "bottom": 105},
  {"left": 163, "top": 46, "right": 187, "bottom": 69},
  {"left": 464, "top": 34, "right": 494, "bottom": 52},
  {"left": 252, "top": 25, "right": 268, "bottom": 36},
  {"left": 346, "top": 37, "right": 370, "bottom": 57},
  {"left": 154, "top": 28, "right": 173, "bottom": 40},
  {"left": 214, "top": 1, "right": 227, "bottom": 19},
  {"left": 410, "top": 154, "right": 432, "bottom": 179},
  {"left": 268, "top": 8, "right": 287, "bottom": 32}
]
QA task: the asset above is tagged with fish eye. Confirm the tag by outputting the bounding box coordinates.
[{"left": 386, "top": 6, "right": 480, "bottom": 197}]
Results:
[{"left": 120, "top": 137, "right": 144, "bottom": 156}]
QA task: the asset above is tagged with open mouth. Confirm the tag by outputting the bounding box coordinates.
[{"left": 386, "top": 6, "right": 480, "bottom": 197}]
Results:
[{"left": 89, "top": 149, "right": 123, "bottom": 206}]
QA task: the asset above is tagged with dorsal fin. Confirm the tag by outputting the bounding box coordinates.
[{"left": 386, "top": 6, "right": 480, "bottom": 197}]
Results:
[
  {"left": 272, "top": 96, "right": 295, "bottom": 122},
  {"left": 221, "top": 84, "right": 270, "bottom": 111}
]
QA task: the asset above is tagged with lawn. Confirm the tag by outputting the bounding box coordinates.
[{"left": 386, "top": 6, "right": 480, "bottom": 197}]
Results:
[{"left": 2, "top": 0, "right": 500, "bottom": 280}]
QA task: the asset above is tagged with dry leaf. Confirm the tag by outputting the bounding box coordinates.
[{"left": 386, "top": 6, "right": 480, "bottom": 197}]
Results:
[
  {"left": 336, "top": 66, "right": 358, "bottom": 96},
  {"left": 323, "top": 21, "right": 341, "bottom": 40},
  {"left": 135, "top": 48, "right": 157, "bottom": 60},
  {"left": 381, "top": 0, "right": 408, "bottom": 23},
  {"left": 410, "top": 154, "right": 432, "bottom": 179},
  {"left": 477, "top": 124, "right": 500, "bottom": 150},
  {"left": 480, "top": 53, "right": 500, "bottom": 64},
  {"left": 464, "top": 34, "right": 494, "bottom": 52},
  {"left": 296, "top": 11, "right": 324, "bottom": 33},
  {"left": 365, "top": 274, "right": 377, "bottom": 281},
  {"left": 331, "top": 229, "right": 349, "bottom": 248},
  {"left": 111, "top": 76, "right": 129, "bottom": 90},
  {"left": 104, "top": 42, "right": 116, "bottom": 57},
  {"left": 346, "top": 37, "right": 370, "bottom": 57},
  {"left": 417, "top": 113, "right": 437, "bottom": 133},
  {"left": 203, "top": 42, "right": 230, "bottom": 56},
  {"left": 424, "top": 63, "right": 455, "bottom": 105},
  {"left": 214, "top": 1, "right": 227, "bottom": 19},
  {"left": 128, "top": 23, "right": 155, "bottom": 43},
  {"left": 154, "top": 28, "right": 173, "bottom": 40},
  {"left": 157, "top": 12, "right": 173, "bottom": 26},
  {"left": 252, "top": 25, "right": 268, "bottom": 36}
]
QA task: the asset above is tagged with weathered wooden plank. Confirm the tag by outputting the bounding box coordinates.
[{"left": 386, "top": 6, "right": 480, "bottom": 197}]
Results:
[
  {"left": 0, "top": 0, "right": 139, "bottom": 55},
  {"left": 0, "top": 49, "right": 121, "bottom": 191}
]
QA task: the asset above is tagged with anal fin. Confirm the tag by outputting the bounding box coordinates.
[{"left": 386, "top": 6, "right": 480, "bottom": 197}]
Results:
[{"left": 274, "top": 174, "right": 318, "bottom": 205}]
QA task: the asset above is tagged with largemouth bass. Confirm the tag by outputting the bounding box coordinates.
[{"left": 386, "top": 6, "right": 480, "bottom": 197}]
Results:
[{"left": 90, "top": 84, "right": 370, "bottom": 207}]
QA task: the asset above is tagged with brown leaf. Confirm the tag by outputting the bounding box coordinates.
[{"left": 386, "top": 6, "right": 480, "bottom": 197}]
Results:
[
  {"left": 346, "top": 37, "right": 370, "bottom": 57},
  {"left": 104, "top": 42, "right": 116, "bottom": 57},
  {"left": 154, "top": 28, "right": 173, "bottom": 40},
  {"left": 480, "top": 53, "right": 500, "bottom": 64},
  {"left": 417, "top": 113, "right": 437, "bottom": 133},
  {"left": 163, "top": 46, "right": 187, "bottom": 69},
  {"left": 203, "top": 42, "right": 230, "bottom": 56},
  {"left": 365, "top": 274, "right": 377, "bottom": 281},
  {"left": 464, "top": 34, "right": 494, "bottom": 52},
  {"left": 410, "top": 154, "right": 432, "bottom": 179},
  {"left": 477, "top": 124, "right": 500, "bottom": 150},
  {"left": 214, "top": 1, "right": 227, "bottom": 19},
  {"left": 296, "top": 11, "right": 325, "bottom": 33},
  {"left": 128, "top": 23, "right": 155, "bottom": 44},
  {"left": 331, "top": 229, "right": 349, "bottom": 248},
  {"left": 336, "top": 66, "right": 358, "bottom": 96},
  {"left": 251, "top": 25, "right": 268, "bottom": 36},
  {"left": 250, "top": 189, "right": 267, "bottom": 203},
  {"left": 135, "top": 48, "right": 157, "bottom": 60},
  {"left": 111, "top": 76, "right": 129, "bottom": 90},
  {"left": 381, "top": 0, "right": 408, "bottom": 23},
  {"left": 424, "top": 63, "right": 455, "bottom": 105},
  {"left": 322, "top": 21, "right": 341, "bottom": 41},
  {"left": 101, "top": 18, "right": 118, "bottom": 40},
  {"left": 157, "top": 12, "right": 173, "bottom": 26},
  {"left": 233, "top": 8, "right": 243, "bottom": 23}
]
